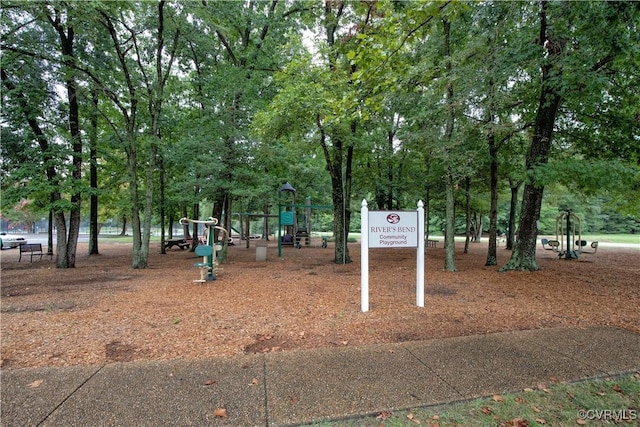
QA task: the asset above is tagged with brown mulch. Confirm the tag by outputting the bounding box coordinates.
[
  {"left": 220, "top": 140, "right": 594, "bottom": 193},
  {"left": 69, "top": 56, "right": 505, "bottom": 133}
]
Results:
[{"left": 1, "top": 240, "right": 638, "bottom": 370}]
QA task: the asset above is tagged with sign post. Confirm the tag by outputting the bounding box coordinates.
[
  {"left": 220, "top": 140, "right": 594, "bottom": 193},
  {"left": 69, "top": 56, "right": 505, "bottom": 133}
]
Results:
[
  {"left": 416, "top": 200, "right": 425, "bottom": 307},
  {"left": 360, "top": 199, "right": 425, "bottom": 312},
  {"left": 361, "top": 199, "right": 369, "bottom": 312}
]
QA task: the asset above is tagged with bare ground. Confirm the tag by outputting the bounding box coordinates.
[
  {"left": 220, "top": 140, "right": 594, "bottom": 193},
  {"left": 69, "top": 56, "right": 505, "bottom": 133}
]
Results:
[{"left": 1, "top": 239, "right": 638, "bottom": 370}]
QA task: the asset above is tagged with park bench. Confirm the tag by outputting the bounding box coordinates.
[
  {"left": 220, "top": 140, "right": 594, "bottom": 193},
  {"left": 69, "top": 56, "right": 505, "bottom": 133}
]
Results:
[
  {"left": 427, "top": 239, "right": 438, "bottom": 248},
  {"left": 19, "top": 243, "right": 44, "bottom": 262},
  {"left": 541, "top": 238, "right": 560, "bottom": 252}
]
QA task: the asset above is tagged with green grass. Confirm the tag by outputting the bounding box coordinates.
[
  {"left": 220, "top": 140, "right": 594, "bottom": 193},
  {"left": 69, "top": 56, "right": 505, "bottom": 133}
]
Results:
[
  {"left": 577, "top": 234, "right": 640, "bottom": 245},
  {"left": 98, "top": 234, "right": 163, "bottom": 243},
  {"left": 308, "top": 373, "right": 639, "bottom": 426}
]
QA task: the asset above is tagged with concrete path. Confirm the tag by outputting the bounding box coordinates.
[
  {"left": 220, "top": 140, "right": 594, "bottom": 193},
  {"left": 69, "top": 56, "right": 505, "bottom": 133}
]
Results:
[{"left": 2, "top": 326, "right": 639, "bottom": 426}]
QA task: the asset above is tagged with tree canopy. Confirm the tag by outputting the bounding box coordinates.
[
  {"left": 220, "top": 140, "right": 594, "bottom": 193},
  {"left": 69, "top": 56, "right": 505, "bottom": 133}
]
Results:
[{"left": 2, "top": 0, "right": 638, "bottom": 270}]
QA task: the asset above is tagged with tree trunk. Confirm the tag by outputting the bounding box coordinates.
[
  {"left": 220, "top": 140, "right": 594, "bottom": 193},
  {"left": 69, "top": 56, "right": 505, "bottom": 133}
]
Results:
[
  {"left": 88, "top": 88, "right": 100, "bottom": 255},
  {"left": 506, "top": 180, "right": 520, "bottom": 250},
  {"left": 329, "top": 140, "right": 353, "bottom": 264},
  {"left": 120, "top": 215, "right": 127, "bottom": 236},
  {"left": 129, "top": 153, "right": 145, "bottom": 268},
  {"left": 47, "top": 209, "right": 54, "bottom": 256},
  {"left": 501, "top": 2, "right": 563, "bottom": 271},
  {"left": 424, "top": 186, "right": 431, "bottom": 241},
  {"left": 54, "top": 212, "right": 69, "bottom": 267},
  {"left": 47, "top": 6, "right": 82, "bottom": 268},
  {"left": 140, "top": 143, "right": 155, "bottom": 267},
  {"left": 485, "top": 132, "right": 499, "bottom": 265},
  {"left": 159, "top": 154, "right": 166, "bottom": 254},
  {"left": 182, "top": 205, "right": 190, "bottom": 239},
  {"left": 444, "top": 172, "right": 457, "bottom": 272},
  {"left": 331, "top": 174, "right": 351, "bottom": 264},
  {"left": 464, "top": 177, "right": 471, "bottom": 254},
  {"left": 442, "top": 18, "right": 456, "bottom": 272},
  {"left": 190, "top": 198, "right": 199, "bottom": 251}
]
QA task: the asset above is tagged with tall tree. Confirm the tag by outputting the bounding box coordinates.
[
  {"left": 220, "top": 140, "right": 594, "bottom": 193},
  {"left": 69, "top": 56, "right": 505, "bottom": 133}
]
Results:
[
  {"left": 501, "top": 1, "right": 637, "bottom": 271},
  {"left": 95, "top": 1, "right": 180, "bottom": 267},
  {"left": 1, "top": 2, "right": 85, "bottom": 267},
  {"left": 255, "top": 1, "right": 385, "bottom": 264}
]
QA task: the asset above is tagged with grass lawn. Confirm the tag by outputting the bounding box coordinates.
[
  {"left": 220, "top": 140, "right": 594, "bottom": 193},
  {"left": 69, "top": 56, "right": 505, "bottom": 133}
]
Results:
[
  {"left": 312, "top": 373, "right": 639, "bottom": 426},
  {"left": 579, "top": 234, "right": 640, "bottom": 245}
]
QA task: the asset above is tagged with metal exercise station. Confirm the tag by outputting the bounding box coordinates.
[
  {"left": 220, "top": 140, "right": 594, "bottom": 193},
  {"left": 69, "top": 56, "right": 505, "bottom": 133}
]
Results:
[
  {"left": 179, "top": 217, "right": 229, "bottom": 282},
  {"left": 541, "top": 210, "right": 598, "bottom": 260}
]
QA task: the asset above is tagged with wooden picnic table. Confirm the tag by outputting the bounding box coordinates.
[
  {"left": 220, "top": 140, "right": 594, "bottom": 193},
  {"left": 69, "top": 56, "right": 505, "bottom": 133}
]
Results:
[{"left": 164, "top": 238, "right": 191, "bottom": 250}]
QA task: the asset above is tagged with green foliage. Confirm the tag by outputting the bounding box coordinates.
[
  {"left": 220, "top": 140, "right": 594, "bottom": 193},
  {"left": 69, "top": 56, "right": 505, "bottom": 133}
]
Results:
[{"left": 1, "top": 0, "right": 638, "bottom": 256}]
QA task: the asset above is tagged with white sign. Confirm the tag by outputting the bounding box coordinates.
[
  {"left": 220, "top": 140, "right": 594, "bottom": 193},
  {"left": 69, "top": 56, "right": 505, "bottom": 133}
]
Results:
[
  {"left": 368, "top": 211, "right": 418, "bottom": 248},
  {"left": 360, "top": 200, "right": 425, "bottom": 312}
]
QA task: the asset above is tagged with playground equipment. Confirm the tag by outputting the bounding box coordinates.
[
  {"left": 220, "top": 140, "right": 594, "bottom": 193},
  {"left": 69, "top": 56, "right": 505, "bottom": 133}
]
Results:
[
  {"left": 179, "top": 217, "right": 229, "bottom": 282},
  {"left": 277, "top": 183, "right": 332, "bottom": 256},
  {"left": 553, "top": 210, "right": 598, "bottom": 260},
  {"left": 541, "top": 238, "right": 560, "bottom": 252}
]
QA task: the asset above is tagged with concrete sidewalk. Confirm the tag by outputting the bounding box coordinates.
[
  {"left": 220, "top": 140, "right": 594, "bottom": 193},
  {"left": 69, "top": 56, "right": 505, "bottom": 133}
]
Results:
[{"left": 2, "top": 326, "right": 639, "bottom": 426}]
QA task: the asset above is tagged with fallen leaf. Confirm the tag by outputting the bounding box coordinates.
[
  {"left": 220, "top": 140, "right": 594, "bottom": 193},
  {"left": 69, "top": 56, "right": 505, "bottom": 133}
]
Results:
[
  {"left": 213, "top": 408, "right": 227, "bottom": 418},
  {"left": 204, "top": 379, "right": 216, "bottom": 386},
  {"left": 531, "top": 405, "right": 541, "bottom": 413},
  {"left": 576, "top": 418, "right": 586, "bottom": 425},
  {"left": 481, "top": 406, "right": 492, "bottom": 415},
  {"left": 432, "top": 415, "right": 440, "bottom": 420},
  {"left": 27, "top": 379, "right": 44, "bottom": 388},
  {"left": 341, "top": 340, "right": 349, "bottom": 345},
  {"left": 290, "top": 395, "right": 299, "bottom": 404},
  {"left": 612, "top": 383, "right": 623, "bottom": 393},
  {"left": 523, "top": 387, "right": 535, "bottom": 392},
  {"left": 492, "top": 394, "right": 505, "bottom": 402},
  {"left": 510, "top": 418, "right": 530, "bottom": 427},
  {"left": 515, "top": 396, "right": 526, "bottom": 404},
  {"left": 407, "top": 413, "right": 421, "bottom": 424},
  {"left": 537, "top": 384, "right": 551, "bottom": 393},
  {"left": 376, "top": 410, "right": 392, "bottom": 420},
  {"left": 535, "top": 418, "right": 546, "bottom": 424}
]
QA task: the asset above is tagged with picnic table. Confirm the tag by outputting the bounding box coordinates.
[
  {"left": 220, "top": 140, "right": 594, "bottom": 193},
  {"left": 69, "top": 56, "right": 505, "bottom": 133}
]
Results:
[{"left": 164, "top": 238, "right": 191, "bottom": 250}]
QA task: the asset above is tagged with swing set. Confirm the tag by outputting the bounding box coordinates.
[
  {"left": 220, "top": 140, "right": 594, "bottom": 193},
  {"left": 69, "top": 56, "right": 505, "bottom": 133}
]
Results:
[{"left": 179, "top": 217, "right": 229, "bottom": 282}]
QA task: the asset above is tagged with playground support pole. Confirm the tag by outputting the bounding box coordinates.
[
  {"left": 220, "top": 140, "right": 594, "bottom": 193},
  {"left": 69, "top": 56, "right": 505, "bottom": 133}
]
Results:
[
  {"left": 416, "top": 200, "right": 425, "bottom": 308},
  {"left": 278, "top": 202, "right": 282, "bottom": 257},
  {"left": 361, "top": 199, "right": 369, "bottom": 312},
  {"left": 566, "top": 212, "right": 571, "bottom": 258},
  {"left": 206, "top": 223, "right": 215, "bottom": 280},
  {"left": 564, "top": 210, "right": 578, "bottom": 260}
]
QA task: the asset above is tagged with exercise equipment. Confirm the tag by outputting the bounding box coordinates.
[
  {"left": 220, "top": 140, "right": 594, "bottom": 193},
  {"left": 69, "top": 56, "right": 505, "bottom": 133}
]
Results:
[
  {"left": 179, "top": 217, "right": 229, "bottom": 282},
  {"left": 554, "top": 210, "right": 598, "bottom": 260}
]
